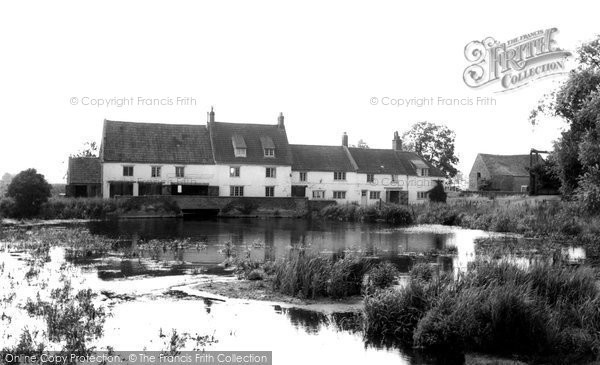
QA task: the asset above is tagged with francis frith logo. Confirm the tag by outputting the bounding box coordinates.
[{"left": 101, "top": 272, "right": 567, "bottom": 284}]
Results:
[{"left": 463, "top": 28, "right": 571, "bottom": 91}]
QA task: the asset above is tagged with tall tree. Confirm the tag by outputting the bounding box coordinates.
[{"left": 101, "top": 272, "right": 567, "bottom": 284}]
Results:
[
  {"left": 6, "top": 169, "right": 52, "bottom": 218},
  {"left": 70, "top": 141, "right": 99, "bottom": 158},
  {"left": 530, "top": 35, "right": 600, "bottom": 209},
  {"left": 402, "top": 121, "right": 459, "bottom": 178}
]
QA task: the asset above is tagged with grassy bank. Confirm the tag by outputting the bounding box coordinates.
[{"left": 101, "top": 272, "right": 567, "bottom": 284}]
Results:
[
  {"left": 318, "top": 203, "right": 413, "bottom": 225},
  {"left": 413, "top": 200, "right": 600, "bottom": 238},
  {"left": 0, "top": 196, "right": 181, "bottom": 220},
  {"left": 363, "top": 261, "right": 600, "bottom": 362}
]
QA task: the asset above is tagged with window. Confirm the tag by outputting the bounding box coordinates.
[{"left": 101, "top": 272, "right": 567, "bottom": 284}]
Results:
[
  {"left": 264, "top": 148, "right": 275, "bottom": 157},
  {"left": 520, "top": 185, "right": 529, "bottom": 193},
  {"left": 232, "top": 135, "right": 247, "bottom": 157},
  {"left": 334, "top": 171, "right": 346, "bottom": 181},
  {"left": 266, "top": 167, "right": 276, "bottom": 178},
  {"left": 312, "top": 190, "right": 325, "bottom": 199},
  {"left": 367, "top": 174, "right": 374, "bottom": 183},
  {"left": 361, "top": 190, "right": 367, "bottom": 197},
  {"left": 391, "top": 174, "right": 398, "bottom": 182},
  {"left": 176, "top": 166, "right": 185, "bottom": 178},
  {"left": 230, "top": 186, "right": 244, "bottom": 197},
  {"left": 230, "top": 166, "right": 240, "bottom": 177},
  {"left": 417, "top": 191, "right": 428, "bottom": 200},
  {"left": 420, "top": 168, "right": 429, "bottom": 176},
  {"left": 299, "top": 172, "right": 307, "bottom": 182},
  {"left": 477, "top": 172, "right": 481, "bottom": 179},
  {"left": 265, "top": 186, "right": 275, "bottom": 197},
  {"left": 123, "top": 166, "right": 134, "bottom": 177},
  {"left": 369, "top": 191, "right": 381, "bottom": 200},
  {"left": 151, "top": 166, "right": 161, "bottom": 178},
  {"left": 333, "top": 191, "right": 346, "bottom": 199}
]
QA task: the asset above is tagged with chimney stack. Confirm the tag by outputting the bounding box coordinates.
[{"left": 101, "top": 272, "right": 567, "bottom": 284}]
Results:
[
  {"left": 277, "top": 112, "right": 285, "bottom": 129},
  {"left": 392, "top": 131, "right": 402, "bottom": 151},
  {"left": 209, "top": 106, "right": 215, "bottom": 123},
  {"left": 342, "top": 132, "right": 348, "bottom": 147}
]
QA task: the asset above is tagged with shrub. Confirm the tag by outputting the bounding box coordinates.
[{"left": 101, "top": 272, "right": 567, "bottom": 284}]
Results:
[
  {"left": 0, "top": 197, "right": 16, "bottom": 218},
  {"left": 428, "top": 180, "right": 447, "bottom": 203},
  {"left": 364, "top": 262, "right": 399, "bottom": 294},
  {"left": 6, "top": 169, "right": 52, "bottom": 218}
]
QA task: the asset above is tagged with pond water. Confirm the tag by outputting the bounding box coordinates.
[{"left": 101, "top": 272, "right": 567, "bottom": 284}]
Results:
[{"left": 1, "top": 218, "right": 588, "bottom": 365}]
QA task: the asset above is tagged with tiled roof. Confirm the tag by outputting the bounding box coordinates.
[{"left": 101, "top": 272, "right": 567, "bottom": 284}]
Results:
[
  {"left": 397, "top": 151, "right": 445, "bottom": 177},
  {"left": 346, "top": 148, "right": 445, "bottom": 177},
  {"left": 290, "top": 145, "right": 356, "bottom": 172},
  {"left": 101, "top": 120, "right": 214, "bottom": 164},
  {"left": 210, "top": 122, "right": 292, "bottom": 165},
  {"left": 68, "top": 157, "right": 101, "bottom": 184},
  {"left": 479, "top": 154, "right": 531, "bottom": 176},
  {"left": 348, "top": 148, "right": 409, "bottom": 174}
]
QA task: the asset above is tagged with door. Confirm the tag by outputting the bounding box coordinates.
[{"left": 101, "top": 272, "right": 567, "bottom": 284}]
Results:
[
  {"left": 292, "top": 185, "right": 307, "bottom": 197},
  {"left": 361, "top": 190, "right": 367, "bottom": 206}
]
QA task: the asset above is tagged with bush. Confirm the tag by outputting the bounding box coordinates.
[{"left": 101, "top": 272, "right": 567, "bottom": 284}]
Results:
[
  {"left": 428, "top": 180, "right": 447, "bottom": 203},
  {"left": 364, "top": 262, "right": 399, "bottom": 294},
  {"left": 6, "top": 169, "right": 52, "bottom": 218},
  {"left": 0, "top": 197, "right": 16, "bottom": 218}
]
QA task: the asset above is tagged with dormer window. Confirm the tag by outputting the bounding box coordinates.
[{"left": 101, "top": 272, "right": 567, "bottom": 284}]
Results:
[
  {"left": 232, "top": 135, "right": 247, "bottom": 158},
  {"left": 260, "top": 136, "right": 275, "bottom": 158},
  {"left": 411, "top": 159, "right": 429, "bottom": 177}
]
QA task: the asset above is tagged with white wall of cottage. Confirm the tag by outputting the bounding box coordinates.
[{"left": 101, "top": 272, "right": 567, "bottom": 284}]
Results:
[
  {"left": 291, "top": 171, "right": 441, "bottom": 204},
  {"left": 102, "top": 162, "right": 292, "bottom": 198},
  {"left": 214, "top": 164, "right": 292, "bottom": 197}
]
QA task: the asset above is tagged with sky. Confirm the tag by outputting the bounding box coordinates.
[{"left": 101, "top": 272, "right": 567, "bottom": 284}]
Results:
[{"left": 0, "top": 0, "right": 598, "bottom": 183}]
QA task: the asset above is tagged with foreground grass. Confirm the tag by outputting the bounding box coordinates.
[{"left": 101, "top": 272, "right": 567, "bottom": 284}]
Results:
[{"left": 363, "top": 261, "right": 600, "bottom": 363}]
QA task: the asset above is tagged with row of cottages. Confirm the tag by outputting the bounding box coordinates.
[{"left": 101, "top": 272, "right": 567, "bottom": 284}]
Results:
[
  {"left": 71, "top": 110, "right": 444, "bottom": 204},
  {"left": 468, "top": 153, "right": 531, "bottom": 192}
]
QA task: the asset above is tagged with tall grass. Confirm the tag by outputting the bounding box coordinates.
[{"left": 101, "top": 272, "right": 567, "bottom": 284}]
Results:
[
  {"left": 272, "top": 250, "right": 401, "bottom": 299},
  {"left": 413, "top": 200, "right": 600, "bottom": 239},
  {"left": 363, "top": 261, "right": 600, "bottom": 361},
  {"left": 319, "top": 203, "right": 413, "bottom": 225}
]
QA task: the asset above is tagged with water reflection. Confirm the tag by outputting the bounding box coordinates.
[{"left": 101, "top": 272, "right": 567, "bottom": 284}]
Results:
[{"left": 83, "top": 218, "right": 586, "bottom": 280}]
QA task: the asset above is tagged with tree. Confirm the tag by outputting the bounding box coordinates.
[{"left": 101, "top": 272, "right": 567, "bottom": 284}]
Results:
[
  {"left": 70, "top": 141, "right": 99, "bottom": 158},
  {"left": 402, "top": 121, "right": 459, "bottom": 178},
  {"left": 428, "top": 180, "right": 447, "bottom": 203},
  {"left": 6, "top": 169, "right": 52, "bottom": 218},
  {"left": 530, "top": 35, "right": 600, "bottom": 210},
  {"left": 0, "top": 173, "right": 13, "bottom": 196}
]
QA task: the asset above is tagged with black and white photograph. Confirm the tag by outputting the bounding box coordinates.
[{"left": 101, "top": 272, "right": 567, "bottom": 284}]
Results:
[{"left": 1, "top": 1, "right": 600, "bottom": 364}]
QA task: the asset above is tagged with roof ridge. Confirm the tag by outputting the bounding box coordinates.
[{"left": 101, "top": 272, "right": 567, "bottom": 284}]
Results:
[{"left": 105, "top": 120, "right": 203, "bottom": 127}]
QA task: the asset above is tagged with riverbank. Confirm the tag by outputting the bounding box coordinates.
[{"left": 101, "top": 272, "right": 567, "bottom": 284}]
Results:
[{"left": 316, "top": 200, "right": 600, "bottom": 254}]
